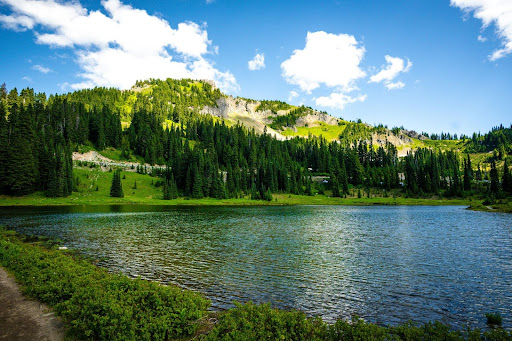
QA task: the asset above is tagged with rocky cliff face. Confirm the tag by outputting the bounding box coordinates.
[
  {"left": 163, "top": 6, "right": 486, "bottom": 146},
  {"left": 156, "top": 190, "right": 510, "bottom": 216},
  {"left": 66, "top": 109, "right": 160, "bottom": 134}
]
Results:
[
  {"left": 200, "top": 97, "right": 285, "bottom": 140},
  {"left": 296, "top": 113, "right": 340, "bottom": 127},
  {"left": 200, "top": 96, "right": 268, "bottom": 120}
]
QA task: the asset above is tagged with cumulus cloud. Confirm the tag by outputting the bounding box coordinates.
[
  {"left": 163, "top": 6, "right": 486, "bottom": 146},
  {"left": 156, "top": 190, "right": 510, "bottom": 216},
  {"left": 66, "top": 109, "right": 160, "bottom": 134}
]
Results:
[
  {"left": 315, "top": 92, "right": 367, "bottom": 110},
  {"left": 33, "top": 64, "right": 51, "bottom": 74},
  {"left": 248, "top": 53, "right": 265, "bottom": 71},
  {"left": 477, "top": 35, "right": 487, "bottom": 42},
  {"left": 288, "top": 90, "right": 299, "bottom": 102},
  {"left": 385, "top": 81, "right": 405, "bottom": 90},
  {"left": 0, "top": 0, "right": 238, "bottom": 91},
  {"left": 281, "top": 31, "right": 366, "bottom": 93},
  {"left": 451, "top": 0, "right": 512, "bottom": 60},
  {"left": 369, "top": 55, "right": 412, "bottom": 90}
]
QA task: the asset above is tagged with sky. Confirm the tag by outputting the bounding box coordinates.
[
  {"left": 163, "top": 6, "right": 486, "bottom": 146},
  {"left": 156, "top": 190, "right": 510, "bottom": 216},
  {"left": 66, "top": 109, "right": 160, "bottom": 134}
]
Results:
[{"left": 0, "top": 0, "right": 511, "bottom": 136}]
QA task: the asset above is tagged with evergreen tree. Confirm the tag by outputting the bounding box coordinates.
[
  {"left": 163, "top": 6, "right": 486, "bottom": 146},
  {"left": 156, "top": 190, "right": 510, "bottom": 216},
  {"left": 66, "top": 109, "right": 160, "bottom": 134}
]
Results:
[
  {"left": 0, "top": 103, "right": 8, "bottom": 192},
  {"left": 6, "top": 105, "right": 38, "bottom": 195},
  {"left": 169, "top": 173, "right": 179, "bottom": 199},
  {"left": 163, "top": 179, "right": 171, "bottom": 200},
  {"left": 490, "top": 160, "right": 500, "bottom": 194},
  {"left": 191, "top": 167, "right": 203, "bottom": 199},
  {"left": 110, "top": 170, "right": 124, "bottom": 197},
  {"left": 502, "top": 159, "right": 512, "bottom": 193}
]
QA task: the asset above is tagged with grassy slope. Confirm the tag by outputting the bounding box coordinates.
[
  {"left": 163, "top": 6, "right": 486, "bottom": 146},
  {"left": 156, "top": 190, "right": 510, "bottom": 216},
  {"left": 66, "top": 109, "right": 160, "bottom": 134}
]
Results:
[
  {"left": 0, "top": 167, "right": 475, "bottom": 207},
  {"left": 281, "top": 122, "right": 347, "bottom": 141}
]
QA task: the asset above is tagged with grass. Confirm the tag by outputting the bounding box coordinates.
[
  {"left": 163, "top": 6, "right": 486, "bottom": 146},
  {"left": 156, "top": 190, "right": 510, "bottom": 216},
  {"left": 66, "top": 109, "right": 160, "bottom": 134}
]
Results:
[
  {"left": 98, "top": 147, "right": 142, "bottom": 163},
  {"left": 2, "top": 166, "right": 509, "bottom": 212},
  {"left": 0, "top": 168, "right": 475, "bottom": 207},
  {"left": 281, "top": 122, "right": 347, "bottom": 141},
  {"left": 468, "top": 198, "right": 512, "bottom": 213},
  {"left": 1, "top": 228, "right": 511, "bottom": 340}
]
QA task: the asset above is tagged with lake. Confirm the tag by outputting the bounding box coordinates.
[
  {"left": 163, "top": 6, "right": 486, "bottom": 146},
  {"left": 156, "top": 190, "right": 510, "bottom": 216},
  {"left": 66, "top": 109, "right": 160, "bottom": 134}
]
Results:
[{"left": 0, "top": 205, "right": 510, "bottom": 328}]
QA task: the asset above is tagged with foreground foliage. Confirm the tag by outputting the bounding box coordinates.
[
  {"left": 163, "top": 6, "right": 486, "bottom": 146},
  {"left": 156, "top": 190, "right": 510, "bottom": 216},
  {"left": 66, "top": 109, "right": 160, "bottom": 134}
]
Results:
[
  {"left": 0, "top": 228, "right": 210, "bottom": 340},
  {"left": 206, "top": 302, "right": 511, "bottom": 341},
  {"left": 1, "top": 228, "right": 511, "bottom": 341}
]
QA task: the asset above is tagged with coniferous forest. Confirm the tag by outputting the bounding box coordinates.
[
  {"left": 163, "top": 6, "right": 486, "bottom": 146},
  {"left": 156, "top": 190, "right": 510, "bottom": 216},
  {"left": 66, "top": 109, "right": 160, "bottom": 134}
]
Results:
[{"left": 1, "top": 80, "right": 511, "bottom": 205}]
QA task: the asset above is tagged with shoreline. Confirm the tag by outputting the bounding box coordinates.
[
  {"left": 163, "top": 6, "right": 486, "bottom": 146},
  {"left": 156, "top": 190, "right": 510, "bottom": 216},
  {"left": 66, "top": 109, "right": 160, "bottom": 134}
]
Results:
[{"left": 1, "top": 228, "right": 510, "bottom": 340}]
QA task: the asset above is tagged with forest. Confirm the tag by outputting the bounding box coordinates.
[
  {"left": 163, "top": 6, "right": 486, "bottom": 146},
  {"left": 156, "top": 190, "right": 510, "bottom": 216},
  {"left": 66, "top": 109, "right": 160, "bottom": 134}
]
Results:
[{"left": 0, "top": 79, "right": 511, "bottom": 204}]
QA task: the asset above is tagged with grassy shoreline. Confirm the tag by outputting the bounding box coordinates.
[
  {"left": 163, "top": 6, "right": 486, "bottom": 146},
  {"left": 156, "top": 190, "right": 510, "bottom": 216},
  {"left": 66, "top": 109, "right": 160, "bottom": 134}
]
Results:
[
  {"left": 1, "top": 228, "right": 511, "bottom": 340},
  {"left": 0, "top": 192, "right": 475, "bottom": 207},
  {"left": 0, "top": 167, "right": 510, "bottom": 212}
]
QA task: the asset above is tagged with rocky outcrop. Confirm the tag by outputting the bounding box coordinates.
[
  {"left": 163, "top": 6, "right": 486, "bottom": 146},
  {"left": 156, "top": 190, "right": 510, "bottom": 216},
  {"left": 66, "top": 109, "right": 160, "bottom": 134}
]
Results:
[
  {"left": 200, "top": 96, "right": 268, "bottom": 120},
  {"left": 200, "top": 97, "right": 286, "bottom": 140},
  {"left": 295, "top": 113, "right": 340, "bottom": 127},
  {"left": 401, "top": 129, "right": 427, "bottom": 141}
]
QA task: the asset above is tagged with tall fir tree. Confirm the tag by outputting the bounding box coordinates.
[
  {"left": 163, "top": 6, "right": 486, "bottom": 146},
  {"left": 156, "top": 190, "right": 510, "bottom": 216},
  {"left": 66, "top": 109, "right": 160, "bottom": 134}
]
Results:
[
  {"left": 502, "top": 159, "right": 512, "bottom": 193},
  {"left": 110, "top": 170, "right": 124, "bottom": 198},
  {"left": 490, "top": 160, "right": 500, "bottom": 194}
]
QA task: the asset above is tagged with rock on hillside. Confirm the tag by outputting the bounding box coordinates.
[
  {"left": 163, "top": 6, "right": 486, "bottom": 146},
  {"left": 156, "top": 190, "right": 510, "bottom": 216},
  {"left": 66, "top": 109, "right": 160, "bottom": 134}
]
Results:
[
  {"left": 295, "top": 112, "right": 340, "bottom": 127},
  {"left": 200, "top": 96, "right": 287, "bottom": 140}
]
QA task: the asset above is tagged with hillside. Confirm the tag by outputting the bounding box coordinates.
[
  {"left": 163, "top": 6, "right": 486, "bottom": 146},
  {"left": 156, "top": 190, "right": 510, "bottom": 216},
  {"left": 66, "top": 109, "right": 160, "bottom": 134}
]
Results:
[
  {"left": 1, "top": 78, "right": 511, "bottom": 212},
  {"left": 125, "top": 79, "right": 438, "bottom": 156}
]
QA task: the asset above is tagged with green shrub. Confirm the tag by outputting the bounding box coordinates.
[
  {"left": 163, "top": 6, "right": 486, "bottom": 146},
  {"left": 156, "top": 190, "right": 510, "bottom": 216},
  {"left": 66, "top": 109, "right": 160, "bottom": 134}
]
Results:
[
  {"left": 0, "top": 229, "right": 210, "bottom": 340},
  {"left": 204, "top": 302, "right": 327, "bottom": 340},
  {"left": 486, "top": 312, "right": 503, "bottom": 327}
]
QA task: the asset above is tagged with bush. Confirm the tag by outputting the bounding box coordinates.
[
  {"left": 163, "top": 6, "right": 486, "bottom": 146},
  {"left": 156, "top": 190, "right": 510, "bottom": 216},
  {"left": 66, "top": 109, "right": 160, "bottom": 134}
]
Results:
[
  {"left": 205, "top": 302, "right": 327, "bottom": 340},
  {"left": 486, "top": 312, "right": 503, "bottom": 327},
  {"left": 0, "top": 229, "right": 210, "bottom": 340}
]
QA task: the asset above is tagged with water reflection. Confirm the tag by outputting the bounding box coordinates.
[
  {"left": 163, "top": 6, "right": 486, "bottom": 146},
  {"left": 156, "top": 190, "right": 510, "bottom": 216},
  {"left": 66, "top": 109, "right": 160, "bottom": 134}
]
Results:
[{"left": 0, "top": 205, "right": 510, "bottom": 328}]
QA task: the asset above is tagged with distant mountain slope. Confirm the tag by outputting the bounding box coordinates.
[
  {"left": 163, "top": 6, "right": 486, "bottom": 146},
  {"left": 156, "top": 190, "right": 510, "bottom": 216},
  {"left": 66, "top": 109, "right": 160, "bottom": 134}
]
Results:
[
  {"left": 54, "top": 77, "right": 475, "bottom": 155},
  {"left": 127, "top": 78, "right": 436, "bottom": 154}
]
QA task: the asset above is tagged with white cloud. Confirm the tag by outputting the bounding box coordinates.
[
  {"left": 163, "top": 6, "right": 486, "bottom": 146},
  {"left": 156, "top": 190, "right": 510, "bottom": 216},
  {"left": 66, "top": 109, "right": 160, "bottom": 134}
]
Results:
[
  {"left": 22, "top": 76, "right": 33, "bottom": 83},
  {"left": 281, "top": 31, "right": 366, "bottom": 93},
  {"left": 385, "top": 81, "right": 405, "bottom": 90},
  {"left": 0, "top": 0, "right": 237, "bottom": 92},
  {"left": 288, "top": 90, "right": 299, "bottom": 102},
  {"left": 477, "top": 34, "right": 487, "bottom": 42},
  {"left": 0, "top": 14, "right": 34, "bottom": 31},
  {"left": 32, "top": 64, "right": 51, "bottom": 74},
  {"left": 369, "top": 55, "right": 411, "bottom": 90},
  {"left": 248, "top": 53, "right": 265, "bottom": 71},
  {"left": 451, "top": 0, "right": 512, "bottom": 60},
  {"left": 315, "top": 92, "right": 366, "bottom": 110}
]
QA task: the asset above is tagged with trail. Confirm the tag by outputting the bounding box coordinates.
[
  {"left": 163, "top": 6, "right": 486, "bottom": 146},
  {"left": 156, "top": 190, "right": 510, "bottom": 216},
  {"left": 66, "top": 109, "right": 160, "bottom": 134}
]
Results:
[{"left": 0, "top": 267, "right": 65, "bottom": 341}]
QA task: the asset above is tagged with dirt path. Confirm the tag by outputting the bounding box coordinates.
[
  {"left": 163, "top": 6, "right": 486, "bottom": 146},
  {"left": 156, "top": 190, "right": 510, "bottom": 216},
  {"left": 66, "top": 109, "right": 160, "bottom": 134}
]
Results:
[{"left": 0, "top": 267, "right": 65, "bottom": 341}]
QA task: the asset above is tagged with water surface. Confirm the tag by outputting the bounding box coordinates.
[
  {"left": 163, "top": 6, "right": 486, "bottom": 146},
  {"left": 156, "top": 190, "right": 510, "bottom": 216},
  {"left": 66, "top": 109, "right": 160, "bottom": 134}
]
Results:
[{"left": 1, "top": 205, "right": 510, "bottom": 328}]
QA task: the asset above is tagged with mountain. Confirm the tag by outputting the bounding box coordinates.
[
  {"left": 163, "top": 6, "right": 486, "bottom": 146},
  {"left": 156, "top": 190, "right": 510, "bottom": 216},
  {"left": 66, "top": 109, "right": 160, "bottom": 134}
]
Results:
[
  {"left": 1, "top": 77, "right": 510, "bottom": 205},
  {"left": 126, "top": 79, "right": 434, "bottom": 156}
]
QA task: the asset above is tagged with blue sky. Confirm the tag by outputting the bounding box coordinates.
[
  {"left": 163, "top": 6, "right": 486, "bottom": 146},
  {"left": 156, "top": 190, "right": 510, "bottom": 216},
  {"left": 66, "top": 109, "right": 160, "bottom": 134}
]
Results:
[{"left": 1, "top": 0, "right": 511, "bottom": 136}]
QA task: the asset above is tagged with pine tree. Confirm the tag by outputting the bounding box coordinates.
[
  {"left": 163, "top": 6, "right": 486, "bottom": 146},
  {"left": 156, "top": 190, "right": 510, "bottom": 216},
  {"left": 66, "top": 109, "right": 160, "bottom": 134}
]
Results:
[
  {"left": 502, "top": 159, "right": 512, "bottom": 193},
  {"left": 6, "top": 105, "right": 38, "bottom": 195},
  {"left": 305, "top": 176, "right": 313, "bottom": 196},
  {"left": 490, "top": 160, "right": 500, "bottom": 194},
  {"left": 191, "top": 167, "right": 203, "bottom": 199},
  {"left": 110, "top": 170, "right": 124, "bottom": 197},
  {"left": 463, "top": 158, "right": 471, "bottom": 191},
  {"left": 163, "top": 179, "right": 171, "bottom": 200},
  {"left": 0, "top": 103, "right": 8, "bottom": 193}
]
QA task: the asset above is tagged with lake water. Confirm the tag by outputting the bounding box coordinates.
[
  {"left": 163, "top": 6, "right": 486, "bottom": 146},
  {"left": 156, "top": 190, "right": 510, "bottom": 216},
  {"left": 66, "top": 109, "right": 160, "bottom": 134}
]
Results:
[{"left": 0, "top": 205, "right": 511, "bottom": 328}]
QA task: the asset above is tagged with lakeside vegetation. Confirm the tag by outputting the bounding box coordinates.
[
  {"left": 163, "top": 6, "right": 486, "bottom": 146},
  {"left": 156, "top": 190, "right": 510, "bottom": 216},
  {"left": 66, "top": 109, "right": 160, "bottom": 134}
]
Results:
[
  {"left": 1, "top": 227, "right": 511, "bottom": 341},
  {"left": 0, "top": 165, "right": 480, "bottom": 207}
]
